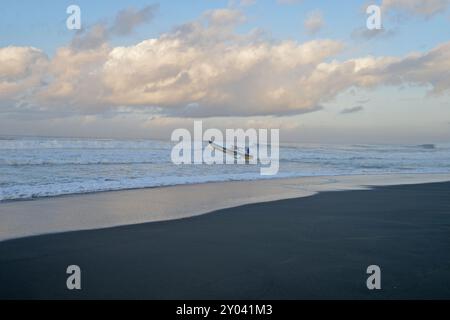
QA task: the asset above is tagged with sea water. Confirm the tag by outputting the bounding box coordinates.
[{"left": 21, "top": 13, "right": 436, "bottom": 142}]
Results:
[{"left": 1, "top": 136, "right": 449, "bottom": 201}]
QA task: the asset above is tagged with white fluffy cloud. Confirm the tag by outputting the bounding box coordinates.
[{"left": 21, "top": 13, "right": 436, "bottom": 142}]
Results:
[
  {"left": 37, "top": 45, "right": 110, "bottom": 110},
  {"left": 0, "top": 46, "right": 48, "bottom": 105},
  {"left": 1, "top": 9, "right": 450, "bottom": 118},
  {"left": 101, "top": 36, "right": 343, "bottom": 116}
]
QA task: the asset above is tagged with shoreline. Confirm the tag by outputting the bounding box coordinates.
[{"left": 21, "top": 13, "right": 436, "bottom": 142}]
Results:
[
  {"left": 1, "top": 180, "right": 450, "bottom": 299},
  {"left": 1, "top": 173, "right": 450, "bottom": 242},
  {"left": 2, "top": 171, "right": 450, "bottom": 204}
]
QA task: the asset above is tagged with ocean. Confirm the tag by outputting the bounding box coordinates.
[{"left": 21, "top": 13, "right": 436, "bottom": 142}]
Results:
[{"left": 1, "top": 136, "right": 449, "bottom": 201}]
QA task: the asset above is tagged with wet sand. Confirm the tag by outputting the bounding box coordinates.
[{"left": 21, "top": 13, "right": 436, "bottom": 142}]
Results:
[
  {"left": 2, "top": 173, "right": 450, "bottom": 241},
  {"left": 1, "top": 180, "right": 450, "bottom": 299}
]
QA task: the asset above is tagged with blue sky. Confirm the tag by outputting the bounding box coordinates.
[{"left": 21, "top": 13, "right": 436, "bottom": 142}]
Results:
[{"left": 0, "top": 0, "right": 449, "bottom": 142}]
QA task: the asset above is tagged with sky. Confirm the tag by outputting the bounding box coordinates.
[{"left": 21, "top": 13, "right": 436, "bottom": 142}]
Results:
[{"left": 0, "top": 0, "right": 449, "bottom": 143}]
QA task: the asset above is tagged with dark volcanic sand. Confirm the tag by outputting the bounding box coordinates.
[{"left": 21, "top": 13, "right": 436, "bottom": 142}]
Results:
[{"left": 1, "top": 182, "right": 450, "bottom": 299}]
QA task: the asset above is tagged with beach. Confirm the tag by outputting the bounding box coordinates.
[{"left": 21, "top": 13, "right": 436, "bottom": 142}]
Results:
[
  {"left": 1, "top": 175, "right": 450, "bottom": 299},
  {"left": 2, "top": 0, "right": 450, "bottom": 304}
]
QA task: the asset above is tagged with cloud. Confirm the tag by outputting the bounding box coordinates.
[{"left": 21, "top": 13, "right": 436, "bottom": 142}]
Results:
[
  {"left": 0, "top": 47, "right": 47, "bottom": 84},
  {"left": 381, "top": 42, "right": 450, "bottom": 94},
  {"left": 100, "top": 35, "right": 343, "bottom": 116},
  {"left": 351, "top": 27, "right": 395, "bottom": 41},
  {"left": 0, "top": 46, "right": 48, "bottom": 103},
  {"left": 110, "top": 4, "right": 158, "bottom": 36},
  {"left": 70, "top": 4, "right": 158, "bottom": 50},
  {"left": 237, "top": 0, "right": 257, "bottom": 6},
  {"left": 277, "top": 0, "right": 303, "bottom": 4},
  {"left": 382, "top": 0, "right": 450, "bottom": 18},
  {"left": 1, "top": 9, "right": 450, "bottom": 119},
  {"left": 203, "top": 8, "right": 245, "bottom": 26},
  {"left": 304, "top": 10, "right": 325, "bottom": 35},
  {"left": 71, "top": 25, "right": 109, "bottom": 51},
  {"left": 37, "top": 44, "right": 110, "bottom": 111},
  {"left": 340, "top": 106, "right": 364, "bottom": 114}
]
